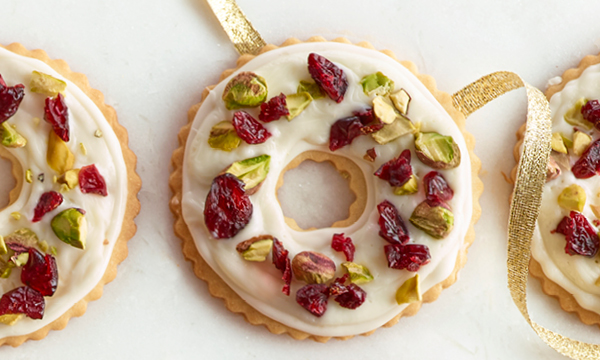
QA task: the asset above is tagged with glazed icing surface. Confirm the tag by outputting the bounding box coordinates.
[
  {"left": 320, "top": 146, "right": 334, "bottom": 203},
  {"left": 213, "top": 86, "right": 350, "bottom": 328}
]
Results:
[
  {"left": 182, "top": 42, "right": 472, "bottom": 337},
  {"left": 533, "top": 62, "right": 600, "bottom": 313},
  {"left": 0, "top": 46, "right": 128, "bottom": 337}
]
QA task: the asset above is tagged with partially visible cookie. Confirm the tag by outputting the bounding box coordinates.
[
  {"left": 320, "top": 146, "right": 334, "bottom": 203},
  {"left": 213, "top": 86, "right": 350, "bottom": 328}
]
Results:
[
  {"left": 170, "top": 37, "right": 482, "bottom": 341},
  {"left": 0, "top": 43, "right": 140, "bottom": 346}
]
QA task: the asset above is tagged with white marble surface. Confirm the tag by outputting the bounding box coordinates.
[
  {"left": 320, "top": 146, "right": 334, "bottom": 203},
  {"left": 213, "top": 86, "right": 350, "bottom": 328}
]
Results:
[{"left": 1, "top": 0, "right": 600, "bottom": 358}]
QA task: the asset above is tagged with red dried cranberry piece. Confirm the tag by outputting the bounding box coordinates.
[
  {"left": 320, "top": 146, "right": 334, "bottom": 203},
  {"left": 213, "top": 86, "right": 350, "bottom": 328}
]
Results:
[
  {"left": 365, "top": 148, "right": 378, "bottom": 162},
  {"left": 79, "top": 164, "right": 108, "bottom": 196},
  {"left": 21, "top": 248, "right": 58, "bottom": 297},
  {"left": 572, "top": 138, "right": 600, "bottom": 179},
  {"left": 272, "top": 238, "right": 292, "bottom": 295},
  {"left": 296, "top": 284, "right": 329, "bottom": 317},
  {"left": 328, "top": 109, "right": 383, "bottom": 151},
  {"left": 353, "top": 108, "right": 383, "bottom": 134},
  {"left": 331, "top": 233, "right": 355, "bottom": 262},
  {"left": 259, "top": 93, "right": 289, "bottom": 122},
  {"left": 0, "top": 74, "right": 25, "bottom": 124},
  {"left": 377, "top": 200, "right": 410, "bottom": 244},
  {"left": 555, "top": 211, "right": 600, "bottom": 257},
  {"left": 44, "top": 93, "right": 70, "bottom": 142},
  {"left": 384, "top": 243, "right": 431, "bottom": 271},
  {"left": 582, "top": 99, "right": 600, "bottom": 129},
  {"left": 334, "top": 283, "right": 366, "bottom": 309},
  {"left": 231, "top": 111, "right": 272, "bottom": 144},
  {"left": 0, "top": 286, "right": 45, "bottom": 320},
  {"left": 328, "top": 274, "right": 350, "bottom": 296},
  {"left": 203, "top": 173, "right": 253, "bottom": 239},
  {"left": 32, "top": 191, "right": 63, "bottom": 222},
  {"left": 423, "top": 171, "right": 454, "bottom": 202},
  {"left": 374, "top": 149, "right": 413, "bottom": 187},
  {"left": 307, "top": 53, "right": 348, "bottom": 103}
]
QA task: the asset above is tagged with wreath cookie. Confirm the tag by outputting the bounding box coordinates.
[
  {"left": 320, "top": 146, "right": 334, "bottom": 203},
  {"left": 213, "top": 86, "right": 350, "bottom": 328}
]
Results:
[
  {"left": 170, "top": 37, "right": 481, "bottom": 340},
  {"left": 0, "top": 43, "right": 140, "bottom": 346}
]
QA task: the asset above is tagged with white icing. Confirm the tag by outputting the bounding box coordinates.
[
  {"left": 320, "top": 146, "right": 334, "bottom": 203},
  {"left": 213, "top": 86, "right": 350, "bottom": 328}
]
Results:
[
  {"left": 0, "top": 47, "right": 128, "bottom": 337},
  {"left": 181, "top": 42, "right": 472, "bottom": 337},
  {"left": 533, "top": 62, "right": 600, "bottom": 313}
]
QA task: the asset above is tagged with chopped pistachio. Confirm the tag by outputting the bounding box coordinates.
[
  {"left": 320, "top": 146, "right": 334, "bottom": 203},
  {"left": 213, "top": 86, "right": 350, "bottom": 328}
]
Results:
[
  {"left": 564, "top": 98, "right": 593, "bottom": 130},
  {"left": 546, "top": 156, "right": 561, "bottom": 182},
  {"left": 222, "top": 72, "right": 268, "bottom": 110},
  {"left": 5, "top": 228, "right": 39, "bottom": 247},
  {"left": 10, "top": 212, "right": 21, "bottom": 220},
  {"left": 208, "top": 121, "right": 241, "bottom": 152},
  {"left": 390, "top": 89, "right": 411, "bottom": 115},
  {"left": 50, "top": 246, "right": 58, "bottom": 256},
  {"left": 47, "top": 130, "right": 74, "bottom": 174},
  {"left": 393, "top": 175, "right": 418, "bottom": 195},
  {"left": 38, "top": 240, "right": 49, "bottom": 253},
  {"left": 560, "top": 133, "right": 573, "bottom": 149},
  {"left": 235, "top": 236, "right": 273, "bottom": 262},
  {"left": 360, "top": 72, "right": 394, "bottom": 97},
  {"left": 38, "top": 173, "right": 45, "bottom": 182},
  {"left": 0, "top": 267, "right": 11, "bottom": 279},
  {"left": 25, "top": 169, "right": 33, "bottom": 184},
  {"left": 80, "top": 142, "right": 87, "bottom": 155},
  {"left": 414, "top": 132, "right": 461, "bottom": 169},
  {"left": 0, "top": 236, "right": 6, "bottom": 255},
  {"left": 558, "top": 184, "right": 586, "bottom": 212},
  {"left": 94, "top": 129, "right": 103, "bottom": 138},
  {"left": 573, "top": 131, "right": 592, "bottom": 156},
  {"left": 292, "top": 251, "right": 336, "bottom": 284},
  {"left": 13, "top": 253, "right": 29, "bottom": 267},
  {"left": 51, "top": 208, "right": 87, "bottom": 250},
  {"left": 53, "top": 175, "right": 57, "bottom": 183},
  {"left": 0, "top": 314, "right": 23, "bottom": 326},
  {"left": 58, "top": 169, "right": 80, "bottom": 190},
  {"left": 371, "top": 115, "right": 416, "bottom": 144},
  {"left": 285, "top": 92, "right": 312, "bottom": 120},
  {"left": 297, "top": 80, "right": 325, "bottom": 100},
  {"left": 396, "top": 274, "right": 421, "bottom": 304},
  {"left": 1, "top": 122, "right": 27, "bottom": 148},
  {"left": 409, "top": 201, "right": 454, "bottom": 239},
  {"left": 551, "top": 132, "right": 568, "bottom": 154},
  {"left": 225, "top": 155, "right": 270, "bottom": 191},
  {"left": 30, "top": 71, "right": 67, "bottom": 96},
  {"left": 373, "top": 96, "right": 398, "bottom": 124},
  {"left": 59, "top": 184, "right": 70, "bottom": 193},
  {"left": 341, "top": 262, "right": 374, "bottom": 284}
]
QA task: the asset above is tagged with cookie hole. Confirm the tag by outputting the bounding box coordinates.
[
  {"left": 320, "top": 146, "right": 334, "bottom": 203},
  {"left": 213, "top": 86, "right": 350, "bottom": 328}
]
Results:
[
  {"left": 0, "top": 155, "right": 15, "bottom": 210},
  {"left": 276, "top": 151, "right": 367, "bottom": 231}
]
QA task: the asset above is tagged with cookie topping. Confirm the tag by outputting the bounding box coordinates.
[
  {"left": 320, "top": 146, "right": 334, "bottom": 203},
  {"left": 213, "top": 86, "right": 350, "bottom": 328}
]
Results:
[
  {"left": 79, "top": 164, "right": 108, "bottom": 196},
  {"left": 409, "top": 198, "right": 454, "bottom": 239},
  {"left": 0, "top": 74, "right": 25, "bottom": 124},
  {"left": 258, "top": 93, "right": 289, "bottom": 122},
  {"left": 555, "top": 211, "right": 600, "bottom": 257},
  {"left": 208, "top": 121, "right": 241, "bottom": 152},
  {"left": 32, "top": 191, "right": 63, "bottom": 223},
  {"left": 0, "top": 286, "right": 45, "bottom": 320},
  {"left": 414, "top": 132, "right": 461, "bottom": 169},
  {"left": 395, "top": 274, "right": 421, "bottom": 304},
  {"left": 377, "top": 200, "right": 410, "bottom": 245},
  {"left": 331, "top": 233, "right": 355, "bottom": 262},
  {"left": 44, "top": 93, "right": 70, "bottom": 142},
  {"left": 384, "top": 243, "right": 431, "bottom": 271},
  {"left": 222, "top": 72, "right": 268, "bottom": 110},
  {"left": 307, "top": 53, "right": 348, "bottom": 103},
  {"left": 30, "top": 71, "right": 66, "bottom": 97},
  {"left": 292, "top": 251, "right": 336, "bottom": 284},
  {"left": 361, "top": 72, "right": 394, "bottom": 97},
  {"left": 557, "top": 184, "right": 586, "bottom": 212},
  {"left": 374, "top": 149, "right": 413, "bottom": 188},
  {"left": 232, "top": 111, "right": 271, "bottom": 144},
  {"left": 204, "top": 173, "right": 253, "bottom": 239}
]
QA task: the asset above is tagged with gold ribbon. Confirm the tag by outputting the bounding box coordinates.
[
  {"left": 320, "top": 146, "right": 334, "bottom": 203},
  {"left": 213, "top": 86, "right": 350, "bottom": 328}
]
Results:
[{"left": 206, "top": 0, "right": 600, "bottom": 356}]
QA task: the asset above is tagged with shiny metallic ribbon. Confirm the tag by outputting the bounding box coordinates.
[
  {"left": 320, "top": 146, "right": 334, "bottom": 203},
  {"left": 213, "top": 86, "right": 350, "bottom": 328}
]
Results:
[{"left": 206, "top": 0, "right": 600, "bottom": 357}]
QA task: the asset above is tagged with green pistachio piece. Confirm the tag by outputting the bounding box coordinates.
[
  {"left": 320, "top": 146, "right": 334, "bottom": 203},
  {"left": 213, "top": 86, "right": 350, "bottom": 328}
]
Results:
[
  {"left": 297, "top": 80, "right": 325, "bottom": 100},
  {"left": 50, "top": 246, "right": 58, "bottom": 256},
  {"left": 30, "top": 71, "right": 67, "bottom": 97},
  {"left": 58, "top": 169, "right": 80, "bottom": 189},
  {"left": 25, "top": 169, "right": 33, "bottom": 183},
  {"left": 285, "top": 92, "right": 312, "bottom": 120},
  {"left": 1, "top": 123, "right": 27, "bottom": 148},
  {"left": 393, "top": 175, "right": 418, "bottom": 196},
  {"left": 0, "top": 236, "right": 6, "bottom": 255},
  {"left": 573, "top": 131, "right": 592, "bottom": 156},
  {"left": 360, "top": 72, "right": 394, "bottom": 97},
  {"left": 10, "top": 212, "right": 20, "bottom": 220},
  {"left": 341, "top": 262, "right": 374, "bottom": 284},
  {"left": 292, "top": 251, "right": 336, "bottom": 284},
  {"left": 4, "top": 228, "right": 39, "bottom": 248},
  {"left": 414, "top": 132, "right": 461, "bottom": 169},
  {"left": 560, "top": 133, "right": 573, "bottom": 149},
  {"left": 371, "top": 115, "right": 416, "bottom": 144},
  {"left": 225, "top": 154, "right": 270, "bottom": 192},
  {"left": 38, "top": 240, "right": 49, "bottom": 253},
  {"left": 558, "top": 184, "right": 586, "bottom": 212},
  {"left": 546, "top": 156, "right": 561, "bottom": 182},
  {"left": 222, "top": 72, "right": 268, "bottom": 110},
  {"left": 564, "top": 98, "right": 593, "bottom": 130},
  {"left": 396, "top": 274, "right": 421, "bottom": 305},
  {"left": 208, "top": 121, "right": 242, "bottom": 152},
  {"left": 373, "top": 96, "right": 398, "bottom": 124},
  {"left": 409, "top": 200, "right": 454, "bottom": 239},
  {"left": 47, "top": 130, "right": 74, "bottom": 174},
  {"left": 235, "top": 235, "right": 274, "bottom": 262},
  {"left": 390, "top": 89, "right": 411, "bottom": 115},
  {"left": 80, "top": 142, "right": 87, "bottom": 155},
  {"left": 51, "top": 208, "right": 87, "bottom": 250},
  {"left": 13, "top": 252, "right": 29, "bottom": 267},
  {"left": 551, "top": 132, "right": 568, "bottom": 154},
  {"left": 0, "top": 314, "right": 23, "bottom": 326},
  {"left": 0, "top": 267, "right": 11, "bottom": 279}
]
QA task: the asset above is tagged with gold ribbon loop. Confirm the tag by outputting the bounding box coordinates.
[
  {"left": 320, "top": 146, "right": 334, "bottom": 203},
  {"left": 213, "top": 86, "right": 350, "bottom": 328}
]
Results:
[{"left": 206, "top": 0, "right": 266, "bottom": 55}]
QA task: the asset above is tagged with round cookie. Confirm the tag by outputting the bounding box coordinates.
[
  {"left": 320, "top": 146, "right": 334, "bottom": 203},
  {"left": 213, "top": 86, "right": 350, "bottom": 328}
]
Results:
[
  {"left": 0, "top": 43, "right": 140, "bottom": 346},
  {"left": 170, "top": 37, "right": 482, "bottom": 340}
]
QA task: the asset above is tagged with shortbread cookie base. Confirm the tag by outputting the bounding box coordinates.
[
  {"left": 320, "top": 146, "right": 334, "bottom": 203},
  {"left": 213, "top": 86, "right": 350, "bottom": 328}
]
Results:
[
  {"left": 169, "top": 36, "right": 482, "bottom": 342},
  {"left": 0, "top": 43, "right": 141, "bottom": 347}
]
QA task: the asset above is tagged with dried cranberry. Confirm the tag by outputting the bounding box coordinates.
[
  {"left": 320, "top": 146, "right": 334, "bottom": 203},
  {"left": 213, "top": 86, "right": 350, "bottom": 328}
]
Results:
[
  {"left": 203, "top": 173, "right": 253, "bottom": 239},
  {"left": 0, "top": 286, "right": 45, "bottom": 319},
  {"left": 555, "top": 211, "right": 600, "bottom": 257},
  {"left": 334, "top": 283, "right": 366, "bottom": 309},
  {"left": 296, "top": 284, "right": 329, "bottom": 317},
  {"left": 307, "top": 53, "right": 348, "bottom": 103},
  {"left": 374, "top": 149, "right": 413, "bottom": 187},
  {"left": 331, "top": 233, "right": 355, "bottom": 261},
  {"left": 364, "top": 148, "right": 378, "bottom": 162},
  {"left": 582, "top": 100, "right": 600, "bottom": 129},
  {"left": 259, "top": 93, "right": 289, "bottom": 122},
  {"left": 328, "top": 109, "right": 383, "bottom": 151},
  {"left": 328, "top": 274, "right": 350, "bottom": 296},
  {"left": 44, "top": 93, "right": 70, "bottom": 142},
  {"left": 21, "top": 248, "right": 58, "bottom": 297},
  {"left": 423, "top": 171, "right": 454, "bottom": 202},
  {"left": 272, "top": 238, "right": 292, "bottom": 295},
  {"left": 32, "top": 191, "right": 63, "bottom": 222},
  {"left": 79, "top": 164, "right": 108, "bottom": 196},
  {"left": 231, "top": 111, "right": 271, "bottom": 144},
  {"left": 0, "top": 74, "right": 25, "bottom": 124},
  {"left": 377, "top": 200, "right": 410, "bottom": 244},
  {"left": 572, "top": 138, "right": 600, "bottom": 179},
  {"left": 384, "top": 243, "right": 431, "bottom": 271},
  {"left": 353, "top": 109, "right": 383, "bottom": 134}
]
